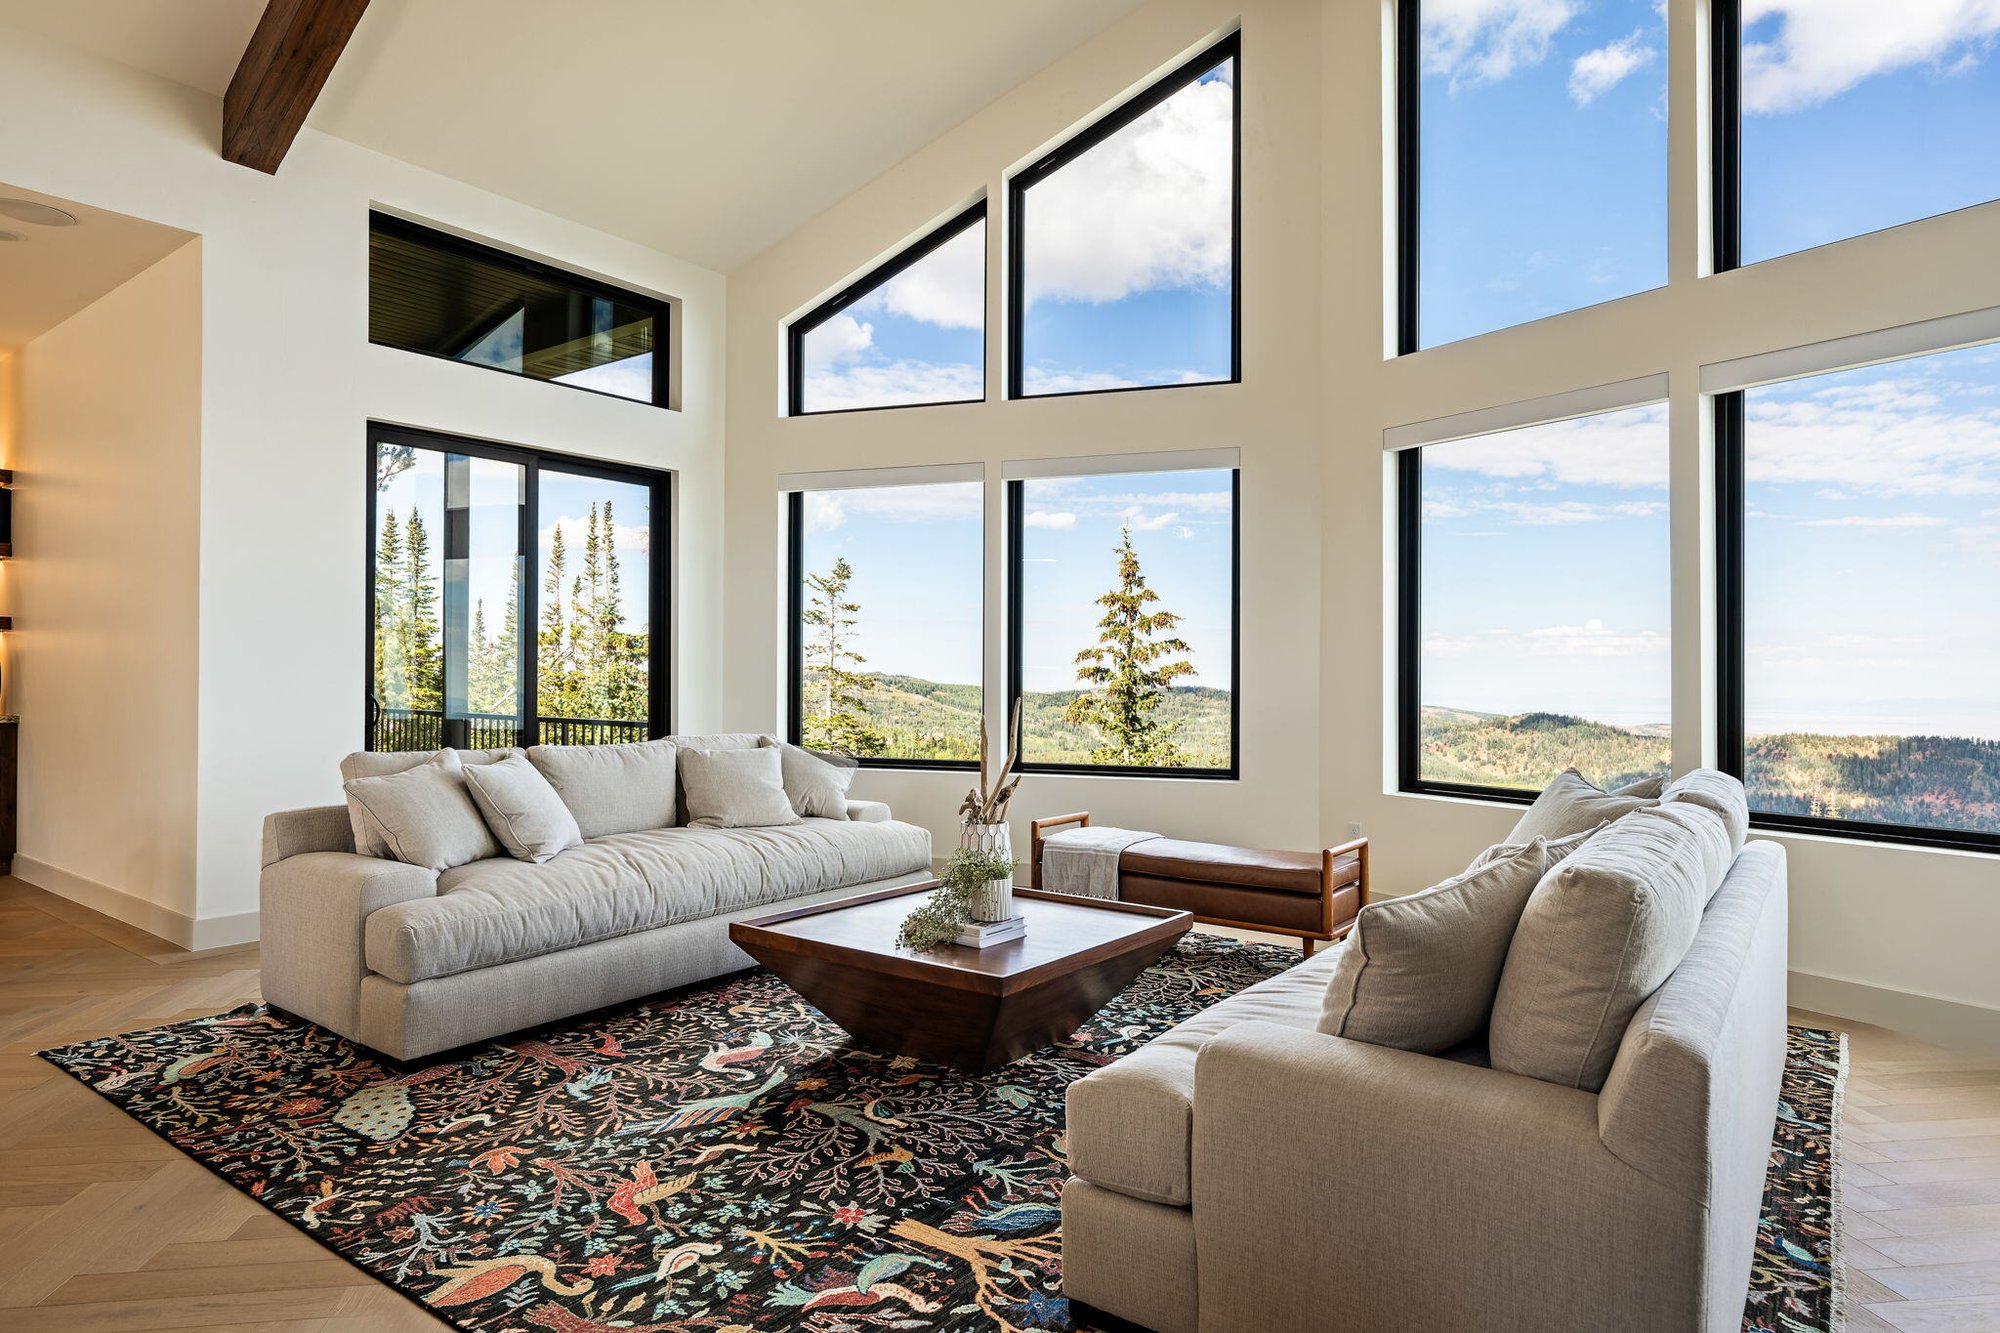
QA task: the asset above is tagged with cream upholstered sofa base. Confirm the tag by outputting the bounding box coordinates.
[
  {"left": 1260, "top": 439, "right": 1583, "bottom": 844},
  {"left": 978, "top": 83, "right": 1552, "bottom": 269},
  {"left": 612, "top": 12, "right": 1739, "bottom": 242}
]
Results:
[
  {"left": 1061, "top": 1179, "right": 1198, "bottom": 1333},
  {"left": 261, "top": 793, "right": 931, "bottom": 1061}
]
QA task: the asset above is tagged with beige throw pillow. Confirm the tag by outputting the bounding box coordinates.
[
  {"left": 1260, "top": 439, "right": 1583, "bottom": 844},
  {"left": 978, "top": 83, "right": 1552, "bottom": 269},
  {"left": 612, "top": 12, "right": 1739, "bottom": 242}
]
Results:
[
  {"left": 463, "top": 753, "right": 583, "bottom": 863},
  {"left": 1319, "top": 834, "right": 1585, "bottom": 1054},
  {"left": 762, "top": 738, "right": 855, "bottom": 819},
  {"left": 339, "top": 747, "right": 520, "bottom": 857},
  {"left": 679, "top": 746, "right": 802, "bottom": 830},
  {"left": 1489, "top": 801, "right": 1734, "bottom": 1092},
  {"left": 1464, "top": 822, "right": 1604, "bottom": 873},
  {"left": 527, "top": 739, "right": 679, "bottom": 839},
  {"left": 1659, "top": 768, "right": 1749, "bottom": 861},
  {"left": 341, "top": 750, "right": 501, "bottom": 872},
  {"left": 1505, "top": 769, "right": 1662, "bottom": 845}
]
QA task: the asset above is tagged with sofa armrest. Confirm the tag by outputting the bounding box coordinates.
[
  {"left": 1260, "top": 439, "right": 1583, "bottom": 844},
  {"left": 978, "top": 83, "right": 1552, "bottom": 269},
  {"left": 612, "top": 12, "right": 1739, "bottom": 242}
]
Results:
[
  {"left": 846, "top": 799, "right": 892, "bottom": 823},
  {"left": 259, "top": 852, "right": 436, "bottom": 1044},
  {"left": 1190, "top": 1022, "right": 1702, "bottom": 1333},
  {"left": 261, "top": 804, "right": 355, "bottom": 867}
]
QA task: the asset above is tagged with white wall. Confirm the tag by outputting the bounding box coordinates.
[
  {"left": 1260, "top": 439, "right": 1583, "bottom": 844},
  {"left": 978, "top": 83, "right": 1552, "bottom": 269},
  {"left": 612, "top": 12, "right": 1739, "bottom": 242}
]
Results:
[
  {"left": 13, "top": 242, "right": 203, "bottom": 938},
  {"left": 0, "top": 27, "right": 728, "bottom": 944},
  {"left": 724, "top": 0, "right": 2000, "bottom": 1046},
  {"left": 723, "top": 0, "right": 1324, "bottom": 862}
]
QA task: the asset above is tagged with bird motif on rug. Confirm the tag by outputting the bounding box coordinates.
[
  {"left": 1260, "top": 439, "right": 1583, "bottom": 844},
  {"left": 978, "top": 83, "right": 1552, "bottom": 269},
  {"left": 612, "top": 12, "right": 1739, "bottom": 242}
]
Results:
[
  {"left": 609, "top": 1240, "right": 724, "bottom": 1293},
  {"left": 604, "top": 1160, "right": 698, "bottom": 1226},
  {"left": 680, "top": 1142, "right": 756, "bottom": 1168},
  {"left": 618, "top": 1067, "right": 787, "bottom": 1136},
  {"left": 698, "top": 1031, "right": 773, "bottom": 1077},
  {"left": 424, "top": 1254, "right": 593, "bottom": 1307},
  {"left": 522, "top": 1302, "right": 676, "bottom": 1333},
  {"left": 764, "top": 1276, "right": 942, "bottom": 1314}
]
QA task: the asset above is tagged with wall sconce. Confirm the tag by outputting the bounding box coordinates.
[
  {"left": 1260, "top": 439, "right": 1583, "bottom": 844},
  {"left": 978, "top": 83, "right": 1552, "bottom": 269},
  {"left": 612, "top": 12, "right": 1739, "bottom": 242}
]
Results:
[{"left": 0, "top": 469, "right": 13, "bottom": 558}]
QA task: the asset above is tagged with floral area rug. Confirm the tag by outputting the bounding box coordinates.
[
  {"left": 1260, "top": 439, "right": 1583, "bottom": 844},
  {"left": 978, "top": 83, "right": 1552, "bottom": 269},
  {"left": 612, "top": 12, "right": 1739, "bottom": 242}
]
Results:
[{"left": 39, "top": 937, "right": 1844, "bottom": 1333}]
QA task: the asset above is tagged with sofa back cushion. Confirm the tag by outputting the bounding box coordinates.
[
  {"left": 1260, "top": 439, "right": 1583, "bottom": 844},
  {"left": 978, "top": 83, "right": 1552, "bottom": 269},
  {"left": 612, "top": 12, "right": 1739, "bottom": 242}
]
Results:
[
  {"left": 1660, "top": 768, "right": 1750, "bottom": 863},
  {"left": 528, "top": 739, "right": 679, "bottom": 839},
  {"left": 339, "top": 747, "right": 519, "bottom": 857},
  {"left": 1489, "top": 801, "right": 1733, "bottom": 1091},
  {"left": 679, "top": 746, "right": 803, "bottom": 830},
  {"left": 342, "top": 750, "right": 501, "bottom": 872},
  {"left": 1504, "top": 769, "right": 1662, "bottom": 847},
  {"left": 463, "top": 753, "right": 584, "bottom": 863},
  {"left": 1319, "top": 829, "right": 1591, "bottom": 1054}
]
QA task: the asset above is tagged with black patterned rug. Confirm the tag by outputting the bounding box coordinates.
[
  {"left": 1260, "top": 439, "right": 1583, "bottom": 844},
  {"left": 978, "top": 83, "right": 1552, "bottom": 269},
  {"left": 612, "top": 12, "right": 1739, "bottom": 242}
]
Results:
[{"left": 39, "top": 936, "right": 1844, "bottom": 1332}]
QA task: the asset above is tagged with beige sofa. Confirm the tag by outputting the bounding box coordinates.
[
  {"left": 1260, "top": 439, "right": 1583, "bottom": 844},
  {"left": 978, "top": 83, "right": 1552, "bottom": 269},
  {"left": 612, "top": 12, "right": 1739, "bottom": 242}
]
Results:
[
  {"left": 1063, "top": 782, "right": 1789, "bottom": 1333},
  {"left": 259, "top": 734, "right": 933, "bottom": 1060}
]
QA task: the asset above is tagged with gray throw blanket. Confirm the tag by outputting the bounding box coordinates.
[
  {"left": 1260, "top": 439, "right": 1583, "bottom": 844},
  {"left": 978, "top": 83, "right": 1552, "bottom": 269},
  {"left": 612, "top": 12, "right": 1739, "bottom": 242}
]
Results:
[{"left": 1042, "top": 826, "right": 1160, "bottom": 900}]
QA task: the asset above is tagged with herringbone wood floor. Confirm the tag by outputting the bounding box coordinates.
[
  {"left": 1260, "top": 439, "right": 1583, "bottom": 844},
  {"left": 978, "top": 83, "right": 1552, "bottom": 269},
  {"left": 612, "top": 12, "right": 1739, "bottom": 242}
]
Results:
[{"left": 3, "top": 878, "right": 1997, "bottom": 1331}]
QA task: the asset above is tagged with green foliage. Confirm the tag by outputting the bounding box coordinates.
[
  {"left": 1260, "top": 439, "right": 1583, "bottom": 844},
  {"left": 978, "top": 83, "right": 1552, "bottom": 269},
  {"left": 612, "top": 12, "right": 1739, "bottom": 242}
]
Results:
[
  {"left": 897, "top": 849, "right": 1022, "bottom": 952},
  {"left": 1417, "top": 708, "right": 1669, "bottom": 790},
  {"left": 799, "top": 557, "right": 886, "bottom": 756},
  {"left": 536, "top": 503, "right": 648, "bottom": 725},
  {"left": 1062, "top": 527, "right": 1197, "bottom": 766},
  {"left": 371, "top": 507, "right": 442, "bottom": 712},
  {"left": 939, "top": 846, "right": 1018, "bottom": 891}
]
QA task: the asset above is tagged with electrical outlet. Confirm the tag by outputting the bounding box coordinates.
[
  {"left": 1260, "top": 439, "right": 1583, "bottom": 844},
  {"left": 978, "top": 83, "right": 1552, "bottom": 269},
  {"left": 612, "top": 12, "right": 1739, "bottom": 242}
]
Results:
[{"left": 1348, "top": 821, "right": 1362, "bottom": 839}]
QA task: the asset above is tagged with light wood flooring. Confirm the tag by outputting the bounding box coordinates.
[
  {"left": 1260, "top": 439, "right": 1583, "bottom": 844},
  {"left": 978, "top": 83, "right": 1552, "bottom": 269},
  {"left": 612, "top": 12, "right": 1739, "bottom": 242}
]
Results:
[{"left": 2, "top": 877, "right": 1996, "bottom": 1331}]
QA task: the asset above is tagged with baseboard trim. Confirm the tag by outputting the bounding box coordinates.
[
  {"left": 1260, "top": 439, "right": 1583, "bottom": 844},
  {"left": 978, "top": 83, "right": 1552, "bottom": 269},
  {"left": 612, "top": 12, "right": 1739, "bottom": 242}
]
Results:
[
  {"left": 10, "top": 857, "right": 258, "bottom": 953},
  {"left": 1790, "top": 969, "right": 2000, "bottom": 1055}
]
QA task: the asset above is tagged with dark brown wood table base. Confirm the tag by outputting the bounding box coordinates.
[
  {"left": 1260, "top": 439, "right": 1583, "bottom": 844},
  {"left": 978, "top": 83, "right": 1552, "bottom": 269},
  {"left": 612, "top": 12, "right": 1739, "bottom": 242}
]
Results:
[{"left": 729, "top": 882, "right": 1192, "bottom": 1075}]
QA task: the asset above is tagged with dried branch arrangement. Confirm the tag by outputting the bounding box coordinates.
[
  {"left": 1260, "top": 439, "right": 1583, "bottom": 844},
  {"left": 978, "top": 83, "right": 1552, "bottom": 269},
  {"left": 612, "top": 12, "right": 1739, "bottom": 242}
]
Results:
[{"left": 958, "top": 699, "right": 1023, "bottom": 826}]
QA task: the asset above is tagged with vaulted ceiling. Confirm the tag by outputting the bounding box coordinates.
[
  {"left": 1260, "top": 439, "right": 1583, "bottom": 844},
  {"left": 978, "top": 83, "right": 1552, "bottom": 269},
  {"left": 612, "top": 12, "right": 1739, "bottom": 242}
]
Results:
[{"left": 0, "top": 0, "right": 1148, "bottom": 272}]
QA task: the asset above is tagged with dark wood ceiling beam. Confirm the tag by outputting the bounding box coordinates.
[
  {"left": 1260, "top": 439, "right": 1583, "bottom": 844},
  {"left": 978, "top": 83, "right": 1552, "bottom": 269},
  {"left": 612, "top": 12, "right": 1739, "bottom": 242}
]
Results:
[{"left": 222, "top": 0, "right": 372, "bottom": 175}]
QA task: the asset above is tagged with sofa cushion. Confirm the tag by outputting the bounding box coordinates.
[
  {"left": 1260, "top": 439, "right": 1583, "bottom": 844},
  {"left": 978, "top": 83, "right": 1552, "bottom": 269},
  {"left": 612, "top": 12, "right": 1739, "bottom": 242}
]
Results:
[
  {"left": 679, "top": 746, "right": 801, "bottom": 830},
  {"left": 1319, "top": 835, "right": 1586, "bottom": 1054},
  {"left": 1660, "top": 768, "right": 1749, "bottom": 862},
  {"left": 1068, "top": 947, "right": 1338, "bottom": 1207},
  {"left": 339, "top": 748, "right": 520, "bottom": 858},
  {"left": 763, "top": 738, "right": 855, "bottom": 819},
  {"left": 527, "top": 739, "right": 679, "bottom": 839},
  {"left": 463, "top": 753, "right": 583, "bottom": 863},
  {"left": 364, "top": 818, "right": 931, "bottom": 983},
  {"left": 1489, "top": 801, "right": 1733, "bottom": 1092},
  {"left": 1504, "top": 769, "right": 1661, "bottom": 847},
  {"left": 342, "top": 751, "right": 502, "bottom": 872}
]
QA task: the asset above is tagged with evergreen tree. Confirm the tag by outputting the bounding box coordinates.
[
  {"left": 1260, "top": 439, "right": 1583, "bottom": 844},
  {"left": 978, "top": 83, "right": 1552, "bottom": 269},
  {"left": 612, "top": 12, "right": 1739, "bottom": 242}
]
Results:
[
  {"left": 595, "top": 501, "right": 647, "bottom": 723},
  {"left": 1063, "top": 526, "right": 1196, "bottom": 766},
  {"left": 799, "top": 557, "right": 884, "bottom": 756},
  {"left": 374, "top": 510, "right": 409, "bottom": 711},
  {"left": 538, "top": 522, "right": 578, "bottom": 726},
  {"left": 403, "top": 510, "right": 444, "bottom": 711}
]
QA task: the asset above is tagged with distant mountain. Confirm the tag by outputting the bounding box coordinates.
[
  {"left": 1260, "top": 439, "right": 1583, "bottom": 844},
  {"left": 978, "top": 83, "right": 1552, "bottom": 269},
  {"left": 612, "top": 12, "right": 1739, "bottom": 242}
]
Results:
[
  {"left": 1419, "top": 706, "right": 2000, "bottom": 835},
  {"left": 851, "top": 674, "right": 1232, "bottom": 767}
]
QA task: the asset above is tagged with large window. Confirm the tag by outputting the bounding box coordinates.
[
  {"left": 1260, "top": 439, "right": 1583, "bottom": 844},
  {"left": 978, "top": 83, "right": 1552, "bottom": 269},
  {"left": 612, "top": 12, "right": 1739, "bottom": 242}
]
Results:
[
  {"left": 1009, "top": 33, "right": 1239, "bottom": 398},
  {"left": 786, "top": 475, "right": 984, "bottom": 766},
  {"left": 368, "top": 424, "right": 670, "bottom": 751},
  {"left": 1399, "top": 400, "right": 1671, "bottom": 797},
  {"left": 369, "top": 212, "right": 670, "bottom": 407},
  {"left": 788, "top": 204, "right": 986, "bottom": 415},
  {"left": 1715, "top": 1, "right": 2000, "bottom": 270},
  {"left": 1008, "top": 463, "right": 1237, "bottom": 775},
  {"left": 1400, "top": 0, "right": 1667, "bottom": 350},
  {"left": 1717, "top": 340, "right": 2000, "bottom": 849}
]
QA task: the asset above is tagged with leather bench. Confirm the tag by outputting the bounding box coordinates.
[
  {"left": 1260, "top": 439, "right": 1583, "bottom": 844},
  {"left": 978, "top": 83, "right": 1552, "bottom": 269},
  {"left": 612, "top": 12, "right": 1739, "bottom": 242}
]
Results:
[{"left": 1029, "top": 813, "right": 1368, "bottom": 955}]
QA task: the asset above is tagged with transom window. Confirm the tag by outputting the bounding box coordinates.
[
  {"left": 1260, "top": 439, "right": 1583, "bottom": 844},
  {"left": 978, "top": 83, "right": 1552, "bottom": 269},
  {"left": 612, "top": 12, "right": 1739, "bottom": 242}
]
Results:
[{"left": 1009, "top": 33, "right": 1239, "bottom": 398}]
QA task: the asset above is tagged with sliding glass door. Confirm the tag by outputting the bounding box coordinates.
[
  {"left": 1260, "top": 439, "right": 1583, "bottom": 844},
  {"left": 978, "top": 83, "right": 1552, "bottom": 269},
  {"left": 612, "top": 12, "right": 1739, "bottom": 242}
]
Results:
[{"left": 367, "top": 425, "right": 669, "bottom": 751}]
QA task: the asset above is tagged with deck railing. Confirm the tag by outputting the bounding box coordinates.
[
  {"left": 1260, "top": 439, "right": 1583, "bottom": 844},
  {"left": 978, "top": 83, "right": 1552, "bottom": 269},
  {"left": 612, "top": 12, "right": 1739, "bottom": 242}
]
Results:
[{"left": 369, "top": 708, "right": 648, "bottom": 752}]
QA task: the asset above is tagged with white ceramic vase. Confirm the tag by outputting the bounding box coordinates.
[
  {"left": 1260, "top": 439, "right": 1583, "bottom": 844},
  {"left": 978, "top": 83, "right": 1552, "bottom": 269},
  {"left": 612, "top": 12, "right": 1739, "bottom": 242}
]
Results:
[{"left": 959, "top": 820, "right": 1015, "bottom": 922}]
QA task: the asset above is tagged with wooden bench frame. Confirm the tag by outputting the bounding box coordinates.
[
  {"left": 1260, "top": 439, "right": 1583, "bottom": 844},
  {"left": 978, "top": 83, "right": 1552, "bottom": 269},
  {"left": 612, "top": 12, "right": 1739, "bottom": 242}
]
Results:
[{"left": 1028, "top": 812, "right": 1369, "bottom": 956}]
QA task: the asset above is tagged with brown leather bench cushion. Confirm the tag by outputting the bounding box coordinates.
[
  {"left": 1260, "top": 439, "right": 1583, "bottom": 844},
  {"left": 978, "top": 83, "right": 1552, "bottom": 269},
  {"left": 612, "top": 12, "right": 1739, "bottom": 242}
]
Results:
[
  {"left": 1120, "top": 838, "right": 1325, "bottom": 896},
  {"left": 1121, "top": 875, "right": 1361, "bottom": 935}
]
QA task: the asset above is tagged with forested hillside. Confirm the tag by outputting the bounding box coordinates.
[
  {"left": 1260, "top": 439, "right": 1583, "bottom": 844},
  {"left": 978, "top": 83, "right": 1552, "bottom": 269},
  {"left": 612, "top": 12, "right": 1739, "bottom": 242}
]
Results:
[{"left": 851, "top": 675, "right": 1233, "bottom": 767}]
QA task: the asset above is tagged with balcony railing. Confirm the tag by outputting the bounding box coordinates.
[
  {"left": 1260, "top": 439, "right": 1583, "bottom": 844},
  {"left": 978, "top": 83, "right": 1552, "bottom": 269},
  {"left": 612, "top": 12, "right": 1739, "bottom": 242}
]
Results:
[{"left": 370, "top": 707, "right": 648, "bottom": 752}]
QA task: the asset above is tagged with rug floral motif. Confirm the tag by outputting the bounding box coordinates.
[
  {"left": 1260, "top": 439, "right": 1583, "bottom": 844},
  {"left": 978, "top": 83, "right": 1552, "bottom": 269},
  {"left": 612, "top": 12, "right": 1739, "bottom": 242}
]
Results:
[
  {"left": 1742, "top": 1025, "right": 1847, "bottom": 1333},
  {"left": 39, "top": 937, "right": 1843, "bottom": 1333}
]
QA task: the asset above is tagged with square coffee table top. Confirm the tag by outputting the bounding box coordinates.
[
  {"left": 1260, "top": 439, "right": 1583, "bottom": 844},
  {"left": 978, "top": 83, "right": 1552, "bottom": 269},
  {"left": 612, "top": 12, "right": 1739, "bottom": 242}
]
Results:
[{"left": 730, "top": 881, "right": 1191, "bottom": 998}]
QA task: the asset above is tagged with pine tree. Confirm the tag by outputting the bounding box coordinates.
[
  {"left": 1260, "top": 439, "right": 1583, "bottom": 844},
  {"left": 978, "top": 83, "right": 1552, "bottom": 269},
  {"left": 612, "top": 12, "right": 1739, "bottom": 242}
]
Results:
[
  {"left": 596, "top": 501, "right": 647, "bottom": 723},
  {"left": 1063, "top": 526, "right": 1196, "bottom": 766},
  {"left": 538, "top": 522, "right": 576, "bottom": 728},
  {"left": 374, "top": 510, "right": 409, "bottom": 712},
  {"left": 403, "top": 510, "right": 444, "bottom": 711},
  {"left": 800, "top": 557, "right": 884, "bottom": 756}
]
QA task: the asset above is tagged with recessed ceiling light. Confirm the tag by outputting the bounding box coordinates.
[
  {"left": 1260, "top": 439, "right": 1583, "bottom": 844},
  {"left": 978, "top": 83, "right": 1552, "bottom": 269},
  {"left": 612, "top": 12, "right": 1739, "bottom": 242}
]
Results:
[{"left": 0, "top": 200, "right": 79, "bottom": 227}]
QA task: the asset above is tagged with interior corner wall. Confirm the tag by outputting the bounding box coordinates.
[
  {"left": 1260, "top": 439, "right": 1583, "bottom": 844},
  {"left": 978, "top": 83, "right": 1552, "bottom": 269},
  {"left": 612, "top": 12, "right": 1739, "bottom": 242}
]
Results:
[
  {"left": 721, "top": 0, "right": 1325, "bottom": 860},
  {"left": 0, "top": 28, "right": 728, "bottom": 945},
  {"left": 13, "top": 242, "right": 204, "bottom": 940}
]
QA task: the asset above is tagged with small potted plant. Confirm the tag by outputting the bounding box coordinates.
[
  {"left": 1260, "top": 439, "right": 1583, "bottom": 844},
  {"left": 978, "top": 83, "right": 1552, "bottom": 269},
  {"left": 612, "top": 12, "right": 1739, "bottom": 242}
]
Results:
[{"left": 898, "top": 847, "right": 1020, "bottom": 952}]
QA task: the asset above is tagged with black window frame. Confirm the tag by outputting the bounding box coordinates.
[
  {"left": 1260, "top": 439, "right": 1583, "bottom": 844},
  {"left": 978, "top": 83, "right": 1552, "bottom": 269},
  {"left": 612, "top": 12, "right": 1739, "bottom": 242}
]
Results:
[
  {"left": 1714, "top": 389, "right": 2000, "bottom": 854},
  {"left": 785, "top": 201, "right": 989, "bottom": 418},
  {"left": 1006, "top": 30, "right": 1243, "bottom": 402},
  {"left": 368, "top": 211, "right": 674, "bottom": 410},
  {"left": 363, "top": 422, "right": 673, "bottom": 751},
  {"left": 1006, "top": 469, "right": 1242, "bottom": 780},
  {"left": 1710, "top": 0, "right": 1743, "bottom": 274},
  {"left": 783, "top": 488, "right": 982, "bottom": 772}
]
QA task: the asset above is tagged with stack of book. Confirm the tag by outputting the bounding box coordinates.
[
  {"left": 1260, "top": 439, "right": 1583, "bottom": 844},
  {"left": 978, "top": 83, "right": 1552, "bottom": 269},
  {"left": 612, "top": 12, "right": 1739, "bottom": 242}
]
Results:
[{"left": 955, "top": 915, "right": 1026, "bottom": 948}]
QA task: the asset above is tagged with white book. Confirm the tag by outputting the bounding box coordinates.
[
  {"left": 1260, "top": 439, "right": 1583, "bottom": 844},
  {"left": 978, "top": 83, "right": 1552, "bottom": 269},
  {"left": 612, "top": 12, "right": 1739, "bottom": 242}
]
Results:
[{"left": 955, "top": 917, "right": 1026, "bottom": 947}]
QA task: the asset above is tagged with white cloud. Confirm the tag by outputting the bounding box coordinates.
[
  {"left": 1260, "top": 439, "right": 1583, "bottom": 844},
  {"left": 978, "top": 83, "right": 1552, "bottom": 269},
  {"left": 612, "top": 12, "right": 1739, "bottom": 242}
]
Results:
[
  {"left": 803, "top": 481, "right": 984, "bottom": 535},
  {"left": 801, "top": 359, "right": 982, "bottom": 412},
  {"left": 1425, "top": 618, "right": 1668, "bottom": 659},
  {"left": 851, "top": 223, "right": 985, "bottom": 330},
  {"left": 1424, "top": 403, "right": 1669, "bottom": 488},
  {"left": 1021, "top": 69, "right": 1233, "bottom": 307},
  {"left": 540, "top": 514, "right": 650, "bottom": 555},
  {"left": 1020, "top": 368, "right": 1139, "bottom": 394},
  {"left": 1741, "top": 0, "right": 2000, "bottom": 114},
  {"left": 1023, "top": 511, "right": 1076, "bottom": 529},
  {"left": 1122, "top": 507, "right": 1181, "bottom": 531},
  {"left": 1569, "top": 31, "right": 1658, "bottom": 103},
  {"left": 1745, "top": 375, "right": 2000, "bottom": 496},
  {"left": 1794, "top": 513, "right": 1949, "bottom": 528},
  {"left": 801, "top": 313, "right": 874, "bottom": 372},
  {"left": 1423, "top": 0, "right": 1579, "bottom": 89},
  {"left": 1488, "top": 498, "right": 1667, "bottom": 524},
  {"left": 803, "top": 492, "right": 845, "bottom": 534}
]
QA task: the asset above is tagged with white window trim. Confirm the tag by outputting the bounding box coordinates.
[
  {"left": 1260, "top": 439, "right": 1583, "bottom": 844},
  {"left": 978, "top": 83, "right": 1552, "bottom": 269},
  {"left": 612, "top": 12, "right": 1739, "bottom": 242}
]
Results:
[
  {"left": 1701, "top": 305, "right": 2000, "bottom": 395},
  {"left": 1383, "top": 373, "right": 1670, "bottom": 452},
  {"left": 778, "top": 462, "right": 985, "bottom": 493},
  {"left": 1001, "top": 447, "right": 1240, "bottom": 481}
]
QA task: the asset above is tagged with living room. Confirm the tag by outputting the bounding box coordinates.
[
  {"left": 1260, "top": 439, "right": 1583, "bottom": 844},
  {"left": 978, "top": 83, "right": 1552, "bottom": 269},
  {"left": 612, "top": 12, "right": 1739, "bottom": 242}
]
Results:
[{"left": 1, "top": 1, "right": 1996, "bottom": 1329}]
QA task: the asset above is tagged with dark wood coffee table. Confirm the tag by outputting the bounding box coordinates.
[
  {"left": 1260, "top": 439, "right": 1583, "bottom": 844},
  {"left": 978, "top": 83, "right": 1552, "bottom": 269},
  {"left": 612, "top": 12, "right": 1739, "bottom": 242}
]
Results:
[{"left": 729, "top": 882, "right": 1192, "bottom": 1074}]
